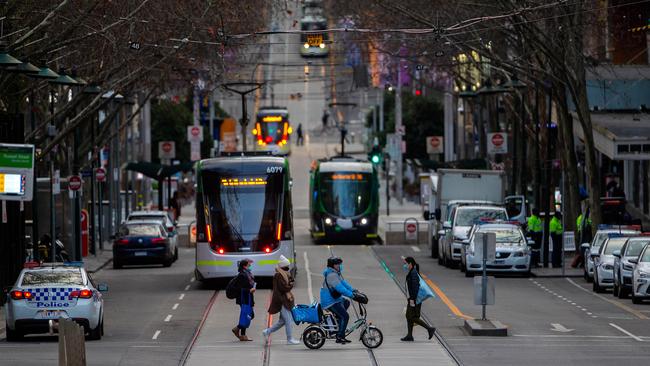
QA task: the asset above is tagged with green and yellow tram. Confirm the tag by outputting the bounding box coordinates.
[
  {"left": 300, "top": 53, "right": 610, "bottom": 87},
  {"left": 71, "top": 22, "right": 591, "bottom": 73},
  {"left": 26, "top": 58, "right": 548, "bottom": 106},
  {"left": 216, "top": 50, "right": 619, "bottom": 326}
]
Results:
[
  {"left": 309, "top": 157, "right": 379, "bottom": 243},
  {"left": 253, "top": 107, "right": 292, "bottom": 156}
]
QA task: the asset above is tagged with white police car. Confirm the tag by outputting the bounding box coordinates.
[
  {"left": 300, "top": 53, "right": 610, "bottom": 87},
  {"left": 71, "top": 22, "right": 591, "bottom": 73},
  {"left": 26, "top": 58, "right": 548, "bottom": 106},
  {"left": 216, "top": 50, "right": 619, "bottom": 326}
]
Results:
[
  {"left": 631, "top": 244, "right": 650, "bottom": 304},
  {"left": 3, "top": 262, "right": 107, "bottom": 341}
]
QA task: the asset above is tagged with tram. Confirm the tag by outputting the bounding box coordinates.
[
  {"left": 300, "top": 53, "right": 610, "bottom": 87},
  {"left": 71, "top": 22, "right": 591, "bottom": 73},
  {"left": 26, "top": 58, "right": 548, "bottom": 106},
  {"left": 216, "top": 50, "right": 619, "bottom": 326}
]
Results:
[
  {"left": 309, "top": 157, "right": 379, "bottom": 243},
  {"left": 300, "top": 15, "right": 329, "bottom": 57},
  {"left": 253, "top": 107, "right": 292, "bottom": 156},
  {"left": 194, "top": 153, "right": 296, "bottom": 281}
]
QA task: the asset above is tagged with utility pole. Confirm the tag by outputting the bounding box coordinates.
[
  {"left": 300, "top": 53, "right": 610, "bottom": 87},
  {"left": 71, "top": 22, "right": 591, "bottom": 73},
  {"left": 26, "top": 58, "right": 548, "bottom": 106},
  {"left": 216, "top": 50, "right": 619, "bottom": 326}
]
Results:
[
  {"left": 395, "top": 62, "right": 404, "bottom": 204},
  {"left": 328, "top": 102, "right": 357, "bottom": 157},
  {"left": 222, "top": 82, "right": 264, "bottom": 152}
]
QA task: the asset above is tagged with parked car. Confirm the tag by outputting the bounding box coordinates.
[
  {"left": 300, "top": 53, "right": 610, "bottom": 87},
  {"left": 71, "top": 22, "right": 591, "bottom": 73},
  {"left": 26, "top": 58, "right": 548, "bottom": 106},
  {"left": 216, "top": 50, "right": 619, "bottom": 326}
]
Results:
[
  {"left": 126, "top": 211, "right": 178, "bottom": 261},
  {"left": 613, "top": 236, "right": 650, "bottom": 298},
  {"left": 461, "top": 222, "right": 532, "bottom": 277},
  {"left": 581, "top": 225, "right": 640, "bottom": 282},
  {"left": 439, "top": 205, "right": 508, "bottom": 268},
  {"left": 113, "top": 221, "right": 176, "bottom": 268},
  {"left": 592, "top": 235, "right": 629, "bottom": 293},
  {"left": 3, "top": 262, "right": 107, "bottom": 341},
  {"left": 630, "top": 244, "right": 650, "bottom": 304}
]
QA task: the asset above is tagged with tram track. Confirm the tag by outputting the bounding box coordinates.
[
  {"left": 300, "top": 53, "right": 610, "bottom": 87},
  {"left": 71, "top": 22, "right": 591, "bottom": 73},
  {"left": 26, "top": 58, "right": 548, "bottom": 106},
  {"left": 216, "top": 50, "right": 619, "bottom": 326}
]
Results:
[{"left": 179, "top": 289, "right": 220, "bottom": 366}]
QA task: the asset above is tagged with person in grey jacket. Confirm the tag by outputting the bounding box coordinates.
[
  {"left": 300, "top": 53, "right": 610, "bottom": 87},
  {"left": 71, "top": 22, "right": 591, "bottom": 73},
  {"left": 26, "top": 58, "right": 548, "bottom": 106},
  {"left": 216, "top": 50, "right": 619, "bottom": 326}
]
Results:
[{"left": 402, "top": 257, "right": 435, "bottom": 341}]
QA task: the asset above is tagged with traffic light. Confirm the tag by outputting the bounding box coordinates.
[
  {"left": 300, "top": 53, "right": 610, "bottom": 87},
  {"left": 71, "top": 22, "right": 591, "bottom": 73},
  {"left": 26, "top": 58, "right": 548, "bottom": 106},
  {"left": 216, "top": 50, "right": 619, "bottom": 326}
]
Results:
[{"left": 368, "top": 145, "right": 382, "bottom": 164}]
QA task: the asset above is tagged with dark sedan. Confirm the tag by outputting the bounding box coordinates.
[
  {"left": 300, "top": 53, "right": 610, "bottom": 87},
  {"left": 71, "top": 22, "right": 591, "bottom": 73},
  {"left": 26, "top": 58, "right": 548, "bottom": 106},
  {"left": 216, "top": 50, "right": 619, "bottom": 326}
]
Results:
[{"left": 113, "top": 222, "right": 175, "bottom": 269}]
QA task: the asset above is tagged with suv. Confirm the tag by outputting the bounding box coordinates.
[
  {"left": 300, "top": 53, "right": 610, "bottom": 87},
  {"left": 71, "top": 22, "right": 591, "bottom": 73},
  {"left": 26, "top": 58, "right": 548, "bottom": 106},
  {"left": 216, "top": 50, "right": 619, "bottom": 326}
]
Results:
[
  {"left": 581, "top": 226, "right": 640, "bottom": 282},
  {"left": 439, "top": 205, "right": 508, "bottom": 268}
]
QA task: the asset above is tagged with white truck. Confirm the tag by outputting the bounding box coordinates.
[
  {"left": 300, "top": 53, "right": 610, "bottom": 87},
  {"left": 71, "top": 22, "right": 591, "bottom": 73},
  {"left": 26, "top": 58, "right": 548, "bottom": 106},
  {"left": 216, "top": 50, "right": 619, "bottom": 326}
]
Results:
[{"left": 420, "top": 169, "right": 526, "bottom": 260}]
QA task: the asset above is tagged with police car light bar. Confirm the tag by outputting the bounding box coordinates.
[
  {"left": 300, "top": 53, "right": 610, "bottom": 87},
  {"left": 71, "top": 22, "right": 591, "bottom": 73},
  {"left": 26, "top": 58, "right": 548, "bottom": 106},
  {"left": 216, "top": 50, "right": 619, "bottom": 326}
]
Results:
[{"left": 597, "top": 224, "right": 641, "bottom": 231}]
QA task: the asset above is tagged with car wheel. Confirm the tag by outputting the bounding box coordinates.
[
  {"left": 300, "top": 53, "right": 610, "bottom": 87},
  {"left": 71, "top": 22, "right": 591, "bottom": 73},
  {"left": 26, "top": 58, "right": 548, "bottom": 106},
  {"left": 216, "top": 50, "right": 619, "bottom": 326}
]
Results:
[
  {"left": 593, "top": 276, "right": 603, "bottom": 293},
  {"left": 112, "top": 260, "right": 122, "bottom": 269},
  {"left": 618, "top": 287, "right": 628, "bottom": 299},
  {"left": 431, "top": 239, "right": 439, "bottom": 258},
  {"left": 174, "top": 247, "right": 179, "bottom": 261},
  {"left": 163, "top": 257, "right": 173, "bottom": 267},
  {"left": 5, "top": 324, "right": 22, "bottom": 342},
  {"left": 465, "top": 269, "right": 474, "bottom": 278},
  {"left": 88, "top": 319, "right": 102, "bottom": 341},
  {"left": 460, "top": 260, "right": 466, "bottom": 273},
  {"left": 632, "top": 296, "right": 642, "bottom": 304}
]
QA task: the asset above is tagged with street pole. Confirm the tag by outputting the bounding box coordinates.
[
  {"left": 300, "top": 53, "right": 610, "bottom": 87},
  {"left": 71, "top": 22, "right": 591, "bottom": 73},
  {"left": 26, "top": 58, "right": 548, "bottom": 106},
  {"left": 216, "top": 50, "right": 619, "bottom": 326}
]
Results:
[
  {"left": 222, "top": 82, "right": 264, "bottom": 153},
  {"left": 395, "top": 62, "right": 403, "bottom": 204},
  {"left": 90, "top": 116, "right": 96, "bottom": 256},
  {"left": 73, "top": 119, "right": 81, "bottom": 261},
  {"left": 481, "top": 233, "right": 488, "bottom": 321},
  {"left": 241, "top": 93, "right": 248, "bottom": 151},
  {"left": 379, "top": 89, "right": 384, "bottom": 133},
  {"left": 385, "top": 154, "right": 390, "bottom": 216},
  {"left": 29, "top": 91, "right": 39, "bottom": 260},
  {"left": 49, "top": 88, "right": 56, "bottom": 262}
]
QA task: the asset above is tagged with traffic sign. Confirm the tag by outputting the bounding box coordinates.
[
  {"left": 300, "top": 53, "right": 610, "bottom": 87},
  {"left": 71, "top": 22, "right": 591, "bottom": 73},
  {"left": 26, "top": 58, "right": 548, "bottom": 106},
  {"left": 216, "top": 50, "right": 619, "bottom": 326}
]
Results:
[
  {"left": 95, "top": 168, "right": 106, "bottom": 182},
  {"left": 405, "top": 220, "right": 418, "bottom": 241},
  {"left": 68, "top": 175, "right": 82, "bottom": 191},
  {"left": 426, "top": 136, "right": 443, "bottom": 154},
  {"left": 487, "top": 132, "right": 508, "bottom": 154},
  {"left": 187, "top": 125, "right": 203, "bottom": 143},
  {"left": 158, "top": 141, "right": 176, "bottom": 160}
]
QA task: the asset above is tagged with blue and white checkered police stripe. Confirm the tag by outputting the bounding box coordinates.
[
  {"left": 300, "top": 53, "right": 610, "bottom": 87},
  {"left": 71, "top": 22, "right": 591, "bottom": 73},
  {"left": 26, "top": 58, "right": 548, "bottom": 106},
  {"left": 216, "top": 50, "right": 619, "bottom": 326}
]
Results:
[{"left": 25, "top": 288, "right": 75, "bottom": 302}]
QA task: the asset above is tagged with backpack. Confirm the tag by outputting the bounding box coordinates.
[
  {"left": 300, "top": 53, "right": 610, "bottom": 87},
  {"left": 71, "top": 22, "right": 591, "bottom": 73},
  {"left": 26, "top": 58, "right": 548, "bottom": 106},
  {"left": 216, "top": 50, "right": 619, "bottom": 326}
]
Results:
[{"left": 225, "top": 276, "right": 239, "bottom": 299}]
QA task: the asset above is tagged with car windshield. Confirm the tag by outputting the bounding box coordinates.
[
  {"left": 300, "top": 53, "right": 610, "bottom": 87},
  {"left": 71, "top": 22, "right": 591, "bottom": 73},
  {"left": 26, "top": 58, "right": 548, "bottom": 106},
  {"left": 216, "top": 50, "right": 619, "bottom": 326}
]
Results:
[
  {"left": 479, "top": 228, "right": 524, "bottom": 246},
  {"left": 626, "top": 239, "right": 650, "bottom": 257},
  {"left": 120, "top": 224, "right": 163, "bottom": 237},
  {"left": 456, "top": 208, "right": 507, "bottom": 226},
  {"left": 21, "top": 270, "right": 84, "bottom": 286},
  {"left": 603, "top": 238, "right": 628, "bottom": 255},
  {"left": 129, "top": 215, "right": 166, "bottom": 224},
  {"left": 641, "top": 249, "right": 650, "bottom": 262},
  {"left": 594, "top": 231, "right": 638, "bottom": 248},
  {"left": 319, "top": 172, "right": 372, "bottom": 218}
]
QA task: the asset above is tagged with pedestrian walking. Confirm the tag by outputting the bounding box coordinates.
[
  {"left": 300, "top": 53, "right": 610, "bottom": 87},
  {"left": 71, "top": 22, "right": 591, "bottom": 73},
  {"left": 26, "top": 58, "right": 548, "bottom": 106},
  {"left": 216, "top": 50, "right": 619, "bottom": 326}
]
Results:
[
  {"left": 262, "top": 255, "right": 300, "bottom": 345},
  {"left": 550, "top": 211, "right": 564, "bottom": 268},
  {"left": 527, "top": 208, "right": 543, "bottom": 267},
  {"left": 231, "top": 259, "right": 256, "bottom": 341},
  {"left": 321, "top": 110, "right": 329, "bottom": 130},
  {"left": 170, "top": 191, "right": 181, "bottom": 221},
  {"left": 296, "top": 123, "right": 304, "bottom": 146},
  {"left": 401, "top": 257, "right": 435, "bottom": 342}
]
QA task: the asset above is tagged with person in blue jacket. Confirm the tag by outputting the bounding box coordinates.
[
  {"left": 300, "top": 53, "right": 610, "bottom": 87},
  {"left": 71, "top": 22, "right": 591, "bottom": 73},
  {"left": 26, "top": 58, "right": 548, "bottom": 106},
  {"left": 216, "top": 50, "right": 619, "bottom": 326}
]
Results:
[{"left": 320, "top": 257, "right": 356, "bottom": 344}]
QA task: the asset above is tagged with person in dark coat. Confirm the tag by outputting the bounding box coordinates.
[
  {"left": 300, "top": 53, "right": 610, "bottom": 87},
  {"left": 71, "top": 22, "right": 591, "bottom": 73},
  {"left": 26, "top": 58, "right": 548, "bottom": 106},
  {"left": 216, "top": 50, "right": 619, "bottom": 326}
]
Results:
[
  {"left": 262, "top": 255, "right": 300, "bottom": 344},
  {"left": 296, "top": 123, "right": 304, "bottom": 146},
  {"left": 402, "top": 257, "right": 435, "bottom": 341},
  {"left": 232, "top": 259, "right": 256, "bottom": 341},
  {"left": 170, "top": 191, "right": 181, "bottom": 221}
]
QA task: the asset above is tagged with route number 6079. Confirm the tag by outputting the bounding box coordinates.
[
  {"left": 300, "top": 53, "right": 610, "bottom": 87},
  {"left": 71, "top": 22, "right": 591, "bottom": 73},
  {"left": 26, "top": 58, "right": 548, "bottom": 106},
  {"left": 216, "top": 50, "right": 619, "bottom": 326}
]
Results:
[{"left": 267, "top": 166, "right": 283, "bottom": 173}]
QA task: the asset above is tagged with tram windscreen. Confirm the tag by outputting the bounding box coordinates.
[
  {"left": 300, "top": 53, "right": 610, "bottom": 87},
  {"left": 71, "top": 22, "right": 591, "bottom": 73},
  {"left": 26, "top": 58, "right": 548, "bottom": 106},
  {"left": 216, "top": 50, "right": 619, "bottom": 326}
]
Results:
[
  {"left": 202, "top": 172, "right": 283, "bottom": 252},
  {"left": 260, "top": 122, "right": 284, "bottom": 144},
  {"left": 319, "top": 172, "right": 371, "bottom": 218}
]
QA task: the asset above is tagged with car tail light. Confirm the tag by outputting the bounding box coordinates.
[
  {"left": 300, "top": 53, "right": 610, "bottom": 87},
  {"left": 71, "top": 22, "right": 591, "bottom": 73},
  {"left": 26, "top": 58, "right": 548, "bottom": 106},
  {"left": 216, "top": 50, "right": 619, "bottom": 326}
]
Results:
[
  {"left": 151, "top": 237, "right": 166, "bottom": 244},
  {"left": 70, "top": 289, "right": 93, "bottom": 299},
  {"left": 218, "top": 248, "right": 225, "bottom": 254},
  {"left": 116, "top": 239, "right": 129, "bottom": 245},
  {"left": 10, "top": 290, "right": 32, "bottom": 300}
]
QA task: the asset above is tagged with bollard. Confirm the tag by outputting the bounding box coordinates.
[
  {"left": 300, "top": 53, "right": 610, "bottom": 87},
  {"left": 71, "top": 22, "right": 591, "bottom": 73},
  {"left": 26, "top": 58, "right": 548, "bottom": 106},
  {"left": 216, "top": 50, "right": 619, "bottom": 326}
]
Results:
[{"left": 58, "top": 318, "right": 87, "bottom": 366}]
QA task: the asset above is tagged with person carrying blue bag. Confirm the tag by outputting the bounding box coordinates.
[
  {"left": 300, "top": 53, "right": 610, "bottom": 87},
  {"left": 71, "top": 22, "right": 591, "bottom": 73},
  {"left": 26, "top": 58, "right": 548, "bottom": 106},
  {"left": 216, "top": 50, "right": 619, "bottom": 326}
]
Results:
[
  {"left": 320, "top": 257, "right": 356, "bottom": 344},
  {"left": 401, "top": 257, "right": 435, "bottom": 342},
  {"left": 231, "top": 259, "right": 255, "bottom": 341}
]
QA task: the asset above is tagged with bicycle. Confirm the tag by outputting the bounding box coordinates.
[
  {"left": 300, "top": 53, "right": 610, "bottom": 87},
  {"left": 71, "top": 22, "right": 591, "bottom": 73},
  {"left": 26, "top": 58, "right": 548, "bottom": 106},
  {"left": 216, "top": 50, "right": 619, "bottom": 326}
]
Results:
[{"left": 301, "top": 293, "right": 383, "bottom": 350}]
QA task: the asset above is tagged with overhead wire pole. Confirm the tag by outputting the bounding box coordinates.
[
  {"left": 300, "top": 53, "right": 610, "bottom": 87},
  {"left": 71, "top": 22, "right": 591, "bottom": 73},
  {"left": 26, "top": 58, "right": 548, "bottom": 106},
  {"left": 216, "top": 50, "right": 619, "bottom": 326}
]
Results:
[
  {"left": 328, "top": 102, "right": 357, "bottom": 157},
  {"left": 222, "top": 82, "right": 264, "bottom": 152}
]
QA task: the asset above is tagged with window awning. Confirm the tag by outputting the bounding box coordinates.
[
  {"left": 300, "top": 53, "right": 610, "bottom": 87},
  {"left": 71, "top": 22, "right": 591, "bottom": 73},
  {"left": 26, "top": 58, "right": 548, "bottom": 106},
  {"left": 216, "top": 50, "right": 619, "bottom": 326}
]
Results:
[{"left": 573, "top": 112, "right": 650, "bottom": 160}]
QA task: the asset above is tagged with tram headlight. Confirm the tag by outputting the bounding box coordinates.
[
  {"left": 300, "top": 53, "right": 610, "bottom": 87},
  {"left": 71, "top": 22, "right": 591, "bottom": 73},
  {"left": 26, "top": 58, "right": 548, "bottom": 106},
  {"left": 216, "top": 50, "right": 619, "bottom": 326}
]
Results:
[
  {"left": 360, "top": 218, "right": 368, "bottom": 225},
  {"left": 324, "top": 217, "right": 333, "bottom": 226},
  {"left": 304, "top": 43, "right": 310, "bottom": 49}
]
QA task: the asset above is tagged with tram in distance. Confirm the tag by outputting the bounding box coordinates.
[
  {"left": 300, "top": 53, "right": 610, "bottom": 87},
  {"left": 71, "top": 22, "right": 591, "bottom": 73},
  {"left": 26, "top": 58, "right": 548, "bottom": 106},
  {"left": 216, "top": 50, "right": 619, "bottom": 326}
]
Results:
[
  {"left": 300, "top": 14, "right": 329, "bottom": 57},
  {"left": 253, "top": 107, "right": 292, "bottom": 156},
  {"left": 309, "top": 157, "right": 379, "bottom": 243},
  {"left": 194, "top": 153, "right": 296, "bottom": 282}
]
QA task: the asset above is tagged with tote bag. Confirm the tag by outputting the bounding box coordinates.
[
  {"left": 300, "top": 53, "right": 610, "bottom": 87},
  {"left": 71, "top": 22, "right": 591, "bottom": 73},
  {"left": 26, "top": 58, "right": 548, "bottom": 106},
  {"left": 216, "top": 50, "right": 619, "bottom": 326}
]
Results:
[
  {"left": 238, "top": 293, "right": 254, "bottom": 328},
  {"left": 416, "top": 274, "right": 435, "bottom": 304}
]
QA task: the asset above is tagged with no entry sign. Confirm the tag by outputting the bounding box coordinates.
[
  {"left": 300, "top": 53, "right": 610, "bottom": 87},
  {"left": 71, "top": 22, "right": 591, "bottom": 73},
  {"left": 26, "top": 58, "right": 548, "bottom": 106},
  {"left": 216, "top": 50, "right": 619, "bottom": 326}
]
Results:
[
  {"left": 487, "top": 132, "right": 508, "bottom": 154},
  {"left": 68, "top": 175, "right": 82, "bottom": 191},
  {"left": 426, "top": 136, "right": 443, "bottom": 154},
  {"left": 95, "top": 168, "right": 106, "bottom": 182}
]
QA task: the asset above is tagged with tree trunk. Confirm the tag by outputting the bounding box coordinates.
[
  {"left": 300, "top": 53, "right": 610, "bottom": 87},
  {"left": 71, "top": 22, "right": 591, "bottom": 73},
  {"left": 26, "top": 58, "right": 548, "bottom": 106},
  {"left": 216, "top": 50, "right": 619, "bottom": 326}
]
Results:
[{"left": 555, "top": 85, "right": 580, "bottom": 239}]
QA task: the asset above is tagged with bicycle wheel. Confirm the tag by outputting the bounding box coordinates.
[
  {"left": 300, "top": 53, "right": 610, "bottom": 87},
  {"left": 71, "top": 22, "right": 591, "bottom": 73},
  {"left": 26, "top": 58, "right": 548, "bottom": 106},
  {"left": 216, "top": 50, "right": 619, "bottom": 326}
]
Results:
[
  {"left": 303, "top": 325, "right": 327, "bottom": 349},
  {"left": 360, "top": 326, "right": 383, "bottom": 349}
]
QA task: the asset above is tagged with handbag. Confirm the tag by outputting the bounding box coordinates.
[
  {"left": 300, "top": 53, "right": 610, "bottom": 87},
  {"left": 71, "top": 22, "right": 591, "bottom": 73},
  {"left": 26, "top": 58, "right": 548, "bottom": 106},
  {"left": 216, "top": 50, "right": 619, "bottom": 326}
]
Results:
[
  {"left": 238, "top": 293, "right": 254, "bottom": 328},
  {"left": 416, "top": 274, "right": 435, "bottom": 304}
]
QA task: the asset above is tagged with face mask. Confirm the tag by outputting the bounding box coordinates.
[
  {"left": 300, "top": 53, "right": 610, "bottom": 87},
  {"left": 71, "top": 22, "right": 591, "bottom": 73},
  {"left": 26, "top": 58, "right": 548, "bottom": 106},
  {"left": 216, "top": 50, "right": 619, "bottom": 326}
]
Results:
[
  {"left": 403, "top": 264, "right": 409, "bottom": 271},
  {"left": 338, "top": 265, "right": 344, "bottom": 273}
]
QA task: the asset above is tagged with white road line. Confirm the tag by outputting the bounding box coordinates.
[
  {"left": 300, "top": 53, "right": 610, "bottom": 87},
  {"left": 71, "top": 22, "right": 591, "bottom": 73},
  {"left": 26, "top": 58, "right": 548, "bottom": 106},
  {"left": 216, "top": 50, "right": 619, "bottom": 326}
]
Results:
[
  {"left": 567, "top": 278, "right": 649, "bottom": 320},
  {"left": 190, "top": 277, "right": 195, "bottom": 283},
  {"left": 411, "top": 246, "right": 421, "bottom": 252},
  {"left": 152, "top": 330, "right": 161, "bottom": 340},
  {"left": 172, "top": 303, "right": 179, "bottom": 310},
  {"left": 609, "top": 323, "right": 643, "bottom": 342},
  {"left": 303, "top": 251, "right": 314, "bottom": 303},
  {"left": 179, "top": 293, "right": 185, "bottom": 300},
  {"left": 164, "top": 314, "right": 173, "bottom": 322},
  {"left": 184, "top": 285, "right": 190, "bottom": 291}
]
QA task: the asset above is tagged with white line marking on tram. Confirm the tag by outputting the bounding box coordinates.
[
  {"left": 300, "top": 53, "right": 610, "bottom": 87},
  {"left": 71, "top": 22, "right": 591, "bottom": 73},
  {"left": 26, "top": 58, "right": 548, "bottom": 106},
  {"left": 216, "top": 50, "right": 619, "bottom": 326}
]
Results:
[
  {"left": 179, "top": 293, "right": 185, "bottom": 300},
  {"left": 172, "top": 303, "right": 179, "bottom": 310},
  {"left": 609, "top": 323, "right": 643, "bottom": 342},
  {"left": 152, "top": 330, "right": 161, "bottom": 340},
  {"left": 411, "top": 246, "right": 421, "bottom": 252},
  {"left": 184, "top": 285, "right": 190, "bottom": 291},
  {"left": 164, "top": 315, "right": 173, "bottom": 322},
  {"left": 304, "top": 251, "right": 314, "bottom": 303}
]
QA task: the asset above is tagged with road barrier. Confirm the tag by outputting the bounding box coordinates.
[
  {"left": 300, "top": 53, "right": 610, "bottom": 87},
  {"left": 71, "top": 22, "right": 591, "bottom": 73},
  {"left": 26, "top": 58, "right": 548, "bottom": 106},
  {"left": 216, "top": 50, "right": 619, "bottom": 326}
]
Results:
[
  {"left": 58, "top": 319, "right": 87, "bottom": 366},
  {"left": 381, "top": 219, "right": 431, "bottom": 245}
]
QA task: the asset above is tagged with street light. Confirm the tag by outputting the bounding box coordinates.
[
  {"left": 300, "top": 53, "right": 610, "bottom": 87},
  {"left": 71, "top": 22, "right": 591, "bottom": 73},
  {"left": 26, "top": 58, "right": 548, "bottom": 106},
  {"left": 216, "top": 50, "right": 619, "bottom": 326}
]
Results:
[
  {"left": 222, "top": 82, "right": 264, "bottom": 152},
  {"left": 5, "top": 61, "right": 40, "bottom": 74},
  {"left": 0, "top": 41, "right": 22, "bottom": 67}
]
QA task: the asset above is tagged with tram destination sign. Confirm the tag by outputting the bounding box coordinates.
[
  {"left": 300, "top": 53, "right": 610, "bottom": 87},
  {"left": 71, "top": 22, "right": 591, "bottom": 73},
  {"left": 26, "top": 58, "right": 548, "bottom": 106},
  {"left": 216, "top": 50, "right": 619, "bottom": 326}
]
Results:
[{"left": 0, "top": 143, "right": 35, "bottom": 201}]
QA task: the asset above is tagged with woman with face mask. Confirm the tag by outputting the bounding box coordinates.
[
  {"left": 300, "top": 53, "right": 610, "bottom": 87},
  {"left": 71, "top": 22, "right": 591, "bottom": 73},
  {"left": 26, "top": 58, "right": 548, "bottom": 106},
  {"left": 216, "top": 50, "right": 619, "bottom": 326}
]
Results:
[
  {"left": 402, "top": 257, "right": 435, "bottom": 341},
  {"left": 262, "top": 255, "right": 300, "bottom": 345},
  {"left": 232, "top": 258, "right": 256, "bottom": 341}
]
